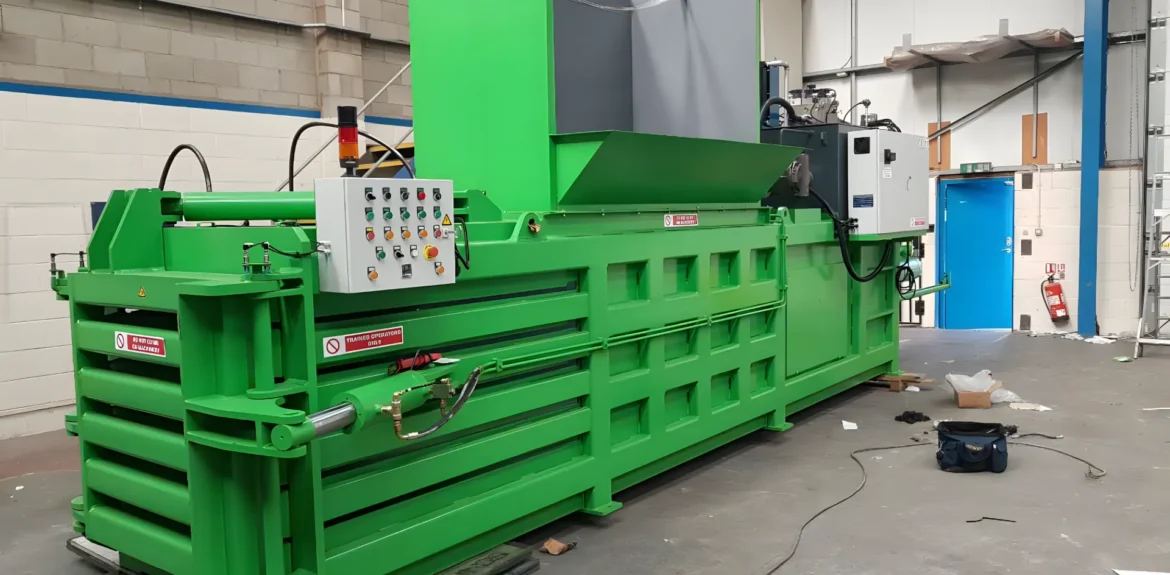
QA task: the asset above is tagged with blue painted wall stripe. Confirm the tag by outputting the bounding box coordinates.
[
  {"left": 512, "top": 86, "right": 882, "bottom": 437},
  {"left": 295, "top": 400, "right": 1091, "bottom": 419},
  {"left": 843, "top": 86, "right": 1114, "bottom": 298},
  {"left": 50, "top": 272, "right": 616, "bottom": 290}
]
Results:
[
  {"left": 1077, "top": 0, "right": 1108, "bottom": 336},
  {"left": 0, "top": 81, "right": 321, "bottom": 118},
  {"left": 0, "top": 81, "right": 415, "bottom": 128},
  {"left": 365, "top": 115, "right": 413, "bottom": 127}
]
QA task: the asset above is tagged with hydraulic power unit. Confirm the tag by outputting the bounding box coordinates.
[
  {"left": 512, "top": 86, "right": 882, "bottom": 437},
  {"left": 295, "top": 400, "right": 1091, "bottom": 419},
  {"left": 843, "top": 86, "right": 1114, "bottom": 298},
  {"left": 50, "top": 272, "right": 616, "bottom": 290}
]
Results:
[{"left": 49, "top": 1, "right": 935, "bottom": 574}]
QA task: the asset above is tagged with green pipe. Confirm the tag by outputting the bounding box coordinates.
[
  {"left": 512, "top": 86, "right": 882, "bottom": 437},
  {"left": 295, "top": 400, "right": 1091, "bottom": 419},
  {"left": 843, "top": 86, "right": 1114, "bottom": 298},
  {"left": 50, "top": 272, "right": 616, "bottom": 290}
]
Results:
[
  {"left": 902, "top": 275, "right": 952, "bottom": 299},
  {"left": 179, "top": 192, "right": 315, "bottom": 221}
]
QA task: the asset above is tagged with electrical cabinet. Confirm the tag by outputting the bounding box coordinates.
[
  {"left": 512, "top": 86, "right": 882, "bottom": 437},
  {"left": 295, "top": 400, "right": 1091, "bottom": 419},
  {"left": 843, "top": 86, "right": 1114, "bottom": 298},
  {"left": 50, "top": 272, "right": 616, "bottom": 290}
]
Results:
[
  {"left": 846, "top": 129, "right": 929, "bottom": 236},
  {"left": 316, "top": 178, "right": 457, "bottom": 293}
]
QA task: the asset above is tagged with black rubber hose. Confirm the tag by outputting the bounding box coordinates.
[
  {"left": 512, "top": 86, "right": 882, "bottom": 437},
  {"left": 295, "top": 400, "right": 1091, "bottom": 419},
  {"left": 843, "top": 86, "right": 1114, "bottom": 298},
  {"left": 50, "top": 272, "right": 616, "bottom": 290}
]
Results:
[
  {"left": 159, "top": 144, "right": 212, "bottom": 192},
  {"left": 285, "top": 122, "right": 417, "bottom": 191},
  {"left": 807, "top": 188, "right": 893, "bottom": 283},
  {"left": 760, "top": 96, "right": 798, "bottom": 128}
]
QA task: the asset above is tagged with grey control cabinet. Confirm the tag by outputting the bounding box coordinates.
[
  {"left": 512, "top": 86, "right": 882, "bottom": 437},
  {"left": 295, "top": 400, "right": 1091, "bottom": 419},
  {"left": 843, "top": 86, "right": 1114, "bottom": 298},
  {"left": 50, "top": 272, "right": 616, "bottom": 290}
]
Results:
[
  {"left": 846, "top": 130, "right": 929, "bottom": 236},
  {"left": 316, "top": 178, "right": 457, "bottom": 293}
]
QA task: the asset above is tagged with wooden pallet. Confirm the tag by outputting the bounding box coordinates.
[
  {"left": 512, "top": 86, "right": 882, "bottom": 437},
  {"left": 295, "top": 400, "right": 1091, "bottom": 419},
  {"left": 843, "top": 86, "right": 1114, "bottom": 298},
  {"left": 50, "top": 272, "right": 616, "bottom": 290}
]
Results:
[{"left": 869, "top": 373, "right": 935, "bottom": 392}]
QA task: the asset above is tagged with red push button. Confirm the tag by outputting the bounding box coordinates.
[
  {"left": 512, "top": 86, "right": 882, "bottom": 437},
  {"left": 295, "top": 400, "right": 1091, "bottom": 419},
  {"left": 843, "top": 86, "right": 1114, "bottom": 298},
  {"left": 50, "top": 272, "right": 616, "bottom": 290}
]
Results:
[
  {"left": 365, "top": 227, "right": 375, "bottom": 241},
  {"left": 417, "top": 190, "right": 426, "bottom": 200},
  {"left": 423, "top": 245, "right": 439, "bottom": 260}
]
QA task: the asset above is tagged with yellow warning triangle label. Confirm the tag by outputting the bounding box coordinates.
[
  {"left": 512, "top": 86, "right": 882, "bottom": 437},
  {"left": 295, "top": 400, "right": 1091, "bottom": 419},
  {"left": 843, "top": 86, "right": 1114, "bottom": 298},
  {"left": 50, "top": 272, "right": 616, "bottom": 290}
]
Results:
[{"left": 442, "top": 215, "right": 452, "bottom": 225}]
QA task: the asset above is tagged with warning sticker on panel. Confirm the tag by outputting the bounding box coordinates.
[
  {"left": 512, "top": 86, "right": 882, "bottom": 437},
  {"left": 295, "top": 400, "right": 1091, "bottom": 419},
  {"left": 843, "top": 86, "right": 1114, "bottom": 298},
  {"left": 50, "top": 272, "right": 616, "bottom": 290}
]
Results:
[
  {"left": 664, "top": 214, "right": 698, "bottom": 228},
  {"left": 910, "top": 217, "right": 927, "bottom": 227},
  {"left": 881, "top": 167, "right": 893, "bottom": 179},
  {"left": 323, "top": 326, "right": 404, "bottom": 358},
  {"left": 114, "top": 331, "right": 167, "bottom": 358}
]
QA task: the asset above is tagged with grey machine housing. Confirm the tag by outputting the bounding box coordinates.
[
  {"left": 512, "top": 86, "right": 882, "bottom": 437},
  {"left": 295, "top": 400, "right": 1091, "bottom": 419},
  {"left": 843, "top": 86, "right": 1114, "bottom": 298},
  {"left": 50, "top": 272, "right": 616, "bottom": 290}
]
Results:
[{"left": 846, "top": 129, "right": 930, "bottom": 236}]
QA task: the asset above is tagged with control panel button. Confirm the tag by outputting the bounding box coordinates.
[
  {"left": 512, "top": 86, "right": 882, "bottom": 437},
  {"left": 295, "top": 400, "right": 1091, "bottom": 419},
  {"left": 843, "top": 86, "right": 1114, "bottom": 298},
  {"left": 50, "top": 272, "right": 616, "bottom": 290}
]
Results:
[
  {"left": 399, "top": 187, "right": 409, "bottom": 201},
  {"left": 400, "top": 226, "right": 411, "bottom": 239},
  {"left": 433, "top": 188, "right": 442, "bottom": 200},
  {"left": 365, "top": 207, "right": 375, "bottom": 221},
  {"left": 382, "top": 207, "right": 392, "bottom": 220},
  {"left": 433, "top": 207, "right": 442, "bottom": 219},
  {"left": 409, "top": 245, "right": 419, "bottom": 258},
  {"left": 382, "top": 187, "right": 392, "bottom": 201},
  {"left": 400, "top": 208, "right": 410, "bottom": 220},
  {"left": 433, "top": 225, "right": 442, "bottom": 238},
  {"left": 417, "top": 190, "right": 426, "bottom": 200},
  {"left": 364, "top": 187, "right": 375, "bottom": 201},
  {"left": 417, "top": 208, "right": 427, "bottom": 220},
  {"left": 384, "top": 227, "right": 394, "bottom": 240},
  {"left": 418, "top": 225, "right": 428, "bottom": 238},
  {"left": 435, "top": 262, "right": 445, "bottom": 275},
  {"left": 376, "top": 247, "right": 387, "bottom": 260},
  {"left": 392, "top": 245, "right": 404, "bottom": 259},
  {"left": 365, "top": 227, "right": 375, "bottom": 241},
  {"left": 367, "top": 267, "right": 379, "bottom": 280},
  {"left": 423, "top": 244, "right": 439, "bottom": 261}
]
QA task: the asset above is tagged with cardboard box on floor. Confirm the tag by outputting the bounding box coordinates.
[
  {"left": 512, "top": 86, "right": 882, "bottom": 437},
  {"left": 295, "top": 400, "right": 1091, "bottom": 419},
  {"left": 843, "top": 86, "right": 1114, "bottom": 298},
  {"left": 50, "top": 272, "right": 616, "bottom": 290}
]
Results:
[{"left": 954, "top": 380, "right": 1002, "bottom": 409}]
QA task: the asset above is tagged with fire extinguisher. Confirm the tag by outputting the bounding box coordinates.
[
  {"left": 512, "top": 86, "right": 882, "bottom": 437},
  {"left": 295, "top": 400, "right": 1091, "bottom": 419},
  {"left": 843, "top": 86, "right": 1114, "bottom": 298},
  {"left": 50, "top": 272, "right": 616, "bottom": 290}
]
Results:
[{"left": 1042, "top": 275, "right": 1070, "bottom": 322}]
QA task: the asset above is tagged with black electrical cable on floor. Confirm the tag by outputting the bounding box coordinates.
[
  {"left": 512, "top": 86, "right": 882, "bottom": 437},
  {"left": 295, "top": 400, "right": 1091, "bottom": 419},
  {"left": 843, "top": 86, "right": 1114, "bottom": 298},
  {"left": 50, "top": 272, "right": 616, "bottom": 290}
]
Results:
[
  {"left": 158, "top": 144, "right": 212, "bottom": 192},
  {"left": 753, "top": 438, "right": 1107, "bottom": 574},
  {"left": 285, "top": 122, "right": 416, "bottom": 190}
]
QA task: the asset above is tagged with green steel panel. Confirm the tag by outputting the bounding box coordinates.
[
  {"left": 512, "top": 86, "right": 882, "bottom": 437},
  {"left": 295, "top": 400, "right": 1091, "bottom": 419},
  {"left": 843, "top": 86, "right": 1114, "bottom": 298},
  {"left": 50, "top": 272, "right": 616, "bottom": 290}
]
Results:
[
  {"left": 411, "top": 0, "right": 557, "bottom": 212},
  {"left": 785, "top": 245, "right": 849, "bottom": 377},
  {"left": 85, "top": 459, "right": 191, "bottom": 524}
]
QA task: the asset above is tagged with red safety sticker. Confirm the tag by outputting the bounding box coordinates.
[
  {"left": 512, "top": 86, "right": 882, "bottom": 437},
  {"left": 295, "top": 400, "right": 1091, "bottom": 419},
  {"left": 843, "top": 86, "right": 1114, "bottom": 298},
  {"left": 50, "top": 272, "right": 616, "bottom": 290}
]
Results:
[
  {"left": 323, "top": 326, "right": 404, "bottom": 358},
  {"left": 664, "top": 214, "right": 698, "bottom": 228},
  {"left": 910, "top": 217, "right": 927, "bottom": 227},
  {"left": 113, "top": 331, "right": 167, "bottom": 358}
]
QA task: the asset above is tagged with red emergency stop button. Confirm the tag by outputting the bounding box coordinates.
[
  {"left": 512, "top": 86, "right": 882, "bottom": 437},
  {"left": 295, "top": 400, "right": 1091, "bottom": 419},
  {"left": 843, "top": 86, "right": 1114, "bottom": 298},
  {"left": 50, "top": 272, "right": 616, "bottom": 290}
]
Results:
[{"left": 423, "top": 245, "right": 439, "bottom": 260}]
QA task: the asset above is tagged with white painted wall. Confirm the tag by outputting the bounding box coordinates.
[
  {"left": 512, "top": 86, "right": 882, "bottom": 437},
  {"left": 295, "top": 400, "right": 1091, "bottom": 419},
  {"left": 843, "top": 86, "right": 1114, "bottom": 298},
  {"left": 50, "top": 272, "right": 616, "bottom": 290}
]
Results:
[
  {"left": 761, "top": 0, "right": 803, "bottom": 91},
  {"left": 0, "top": 89, "right": 412, "bottom": 439}
]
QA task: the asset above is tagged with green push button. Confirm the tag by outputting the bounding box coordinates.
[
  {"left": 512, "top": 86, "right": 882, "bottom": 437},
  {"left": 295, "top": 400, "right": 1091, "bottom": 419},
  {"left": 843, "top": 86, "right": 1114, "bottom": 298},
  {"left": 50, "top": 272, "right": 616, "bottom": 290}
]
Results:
[
  {"left": 400, "top": 209, "right": 410, "bottom": 220},
  {"left": 365, "top": 209, "right": 374, "bottom": 221},
  {"left": 377, "top": 250, "right": 387, "bottom": 260},
  {"left": 383, "top": 207, "right": 393, "bottom": 220},
  {"left": 417, "top": 209, "right": 427, "bottom": 220},
  {"left": 433, "top": 207, "right": 442, "bottom": 219}
]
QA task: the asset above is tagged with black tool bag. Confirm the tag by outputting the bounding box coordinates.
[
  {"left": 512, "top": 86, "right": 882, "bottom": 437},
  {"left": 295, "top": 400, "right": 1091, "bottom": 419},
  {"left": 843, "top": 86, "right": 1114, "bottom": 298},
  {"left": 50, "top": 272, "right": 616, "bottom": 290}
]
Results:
[{"left": 936, "top": 421, "right": 1008, "bottom": 473}]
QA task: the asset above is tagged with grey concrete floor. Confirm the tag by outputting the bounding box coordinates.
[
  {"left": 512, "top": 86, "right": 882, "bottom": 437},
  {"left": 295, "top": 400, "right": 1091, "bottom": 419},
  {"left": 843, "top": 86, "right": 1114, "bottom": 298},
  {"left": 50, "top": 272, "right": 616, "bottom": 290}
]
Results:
[{"left": 3, "top": 330, "right": 1170, "bottom": 574}]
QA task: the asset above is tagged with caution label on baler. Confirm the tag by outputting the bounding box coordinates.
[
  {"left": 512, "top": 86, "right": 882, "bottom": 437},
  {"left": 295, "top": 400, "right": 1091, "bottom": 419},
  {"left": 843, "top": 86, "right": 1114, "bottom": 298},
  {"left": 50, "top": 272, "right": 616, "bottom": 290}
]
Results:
[
  {"left": 664, "top": 214, "right": 698, "bottom": 228},
  {"left": 322, "top": 326, "right": 404, "bottom": 358},
  {"left": 114, "top": 331, "right": 167, "bottom": 358}
]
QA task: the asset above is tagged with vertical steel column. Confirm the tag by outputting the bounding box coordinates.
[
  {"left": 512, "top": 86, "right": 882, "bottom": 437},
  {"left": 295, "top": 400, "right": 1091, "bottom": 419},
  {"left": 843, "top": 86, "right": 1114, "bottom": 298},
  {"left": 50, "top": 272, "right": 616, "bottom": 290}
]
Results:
[
  {"left": 850, "top": 0, "right": 858, "bottom": 108},
  {"left": 1079, "top": 0, "right": 1110, "bottom": 336}
]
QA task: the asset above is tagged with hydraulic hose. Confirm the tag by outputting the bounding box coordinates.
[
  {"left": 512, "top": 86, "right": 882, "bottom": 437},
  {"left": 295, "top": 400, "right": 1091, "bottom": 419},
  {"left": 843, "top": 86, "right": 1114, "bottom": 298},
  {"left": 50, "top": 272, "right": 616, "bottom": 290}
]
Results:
[{"left": 760, "top": 96, "right": 798, "bottom": 128}]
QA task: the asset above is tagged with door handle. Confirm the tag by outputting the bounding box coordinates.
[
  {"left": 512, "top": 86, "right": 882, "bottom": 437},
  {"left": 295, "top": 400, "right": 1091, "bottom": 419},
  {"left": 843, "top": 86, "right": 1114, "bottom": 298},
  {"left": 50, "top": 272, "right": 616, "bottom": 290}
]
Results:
[{"left": 1002, "top": 248, "right": 1012, "bottom": 253}]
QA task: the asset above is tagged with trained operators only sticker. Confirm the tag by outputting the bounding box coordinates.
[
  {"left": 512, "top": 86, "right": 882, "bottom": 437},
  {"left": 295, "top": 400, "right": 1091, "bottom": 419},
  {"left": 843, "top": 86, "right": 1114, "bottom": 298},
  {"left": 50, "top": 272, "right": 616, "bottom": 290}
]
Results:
[
  {"left": 113, "top": 331, "right": 167, "bottom": 358},
  {"left": 323, "top": 326, "right": 404, "bottom": 358},
  {"left": 664, "top": 214, "right": 698, "bottom": 228}
]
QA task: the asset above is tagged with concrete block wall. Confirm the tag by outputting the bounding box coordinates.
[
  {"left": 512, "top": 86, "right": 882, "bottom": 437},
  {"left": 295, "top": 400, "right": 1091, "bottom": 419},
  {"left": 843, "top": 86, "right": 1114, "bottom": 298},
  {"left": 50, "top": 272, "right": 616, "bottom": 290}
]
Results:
[
  {"left": 917, "top": 168, "right": 1141, "bottom": 336},
  {"left": 1012, "top": 168, "right": 1141, "bottom": 337},
  {"left": 0, "top": 0, "right": 413, "bottom": 438},
  {"left": 0, "top": 0, "right": 323, "bottom": 108}
]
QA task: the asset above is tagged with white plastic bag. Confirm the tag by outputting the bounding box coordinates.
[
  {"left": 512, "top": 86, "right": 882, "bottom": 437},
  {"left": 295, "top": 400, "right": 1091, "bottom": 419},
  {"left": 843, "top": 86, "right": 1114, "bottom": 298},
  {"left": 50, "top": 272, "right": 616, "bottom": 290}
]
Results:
[
  {"left": 990, "top": 388, "right": 1023, "bottom": 404},
  {"left": 945, "top": 370, "right": 995, "bottom": 393}
]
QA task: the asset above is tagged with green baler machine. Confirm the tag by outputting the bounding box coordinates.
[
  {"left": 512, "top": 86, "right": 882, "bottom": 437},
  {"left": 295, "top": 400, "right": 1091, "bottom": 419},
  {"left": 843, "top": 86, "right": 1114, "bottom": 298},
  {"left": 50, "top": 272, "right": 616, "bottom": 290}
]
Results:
[{"left": 50, "top": 1, "right": 933, "bottom": 574}]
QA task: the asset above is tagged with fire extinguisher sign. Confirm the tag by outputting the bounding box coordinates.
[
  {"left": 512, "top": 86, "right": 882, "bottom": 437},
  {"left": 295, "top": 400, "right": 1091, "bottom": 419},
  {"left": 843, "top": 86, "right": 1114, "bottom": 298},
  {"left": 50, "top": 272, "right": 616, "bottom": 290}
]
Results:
[{"left": 1044, "top": 263, "right": 1066, "bottom": 275}]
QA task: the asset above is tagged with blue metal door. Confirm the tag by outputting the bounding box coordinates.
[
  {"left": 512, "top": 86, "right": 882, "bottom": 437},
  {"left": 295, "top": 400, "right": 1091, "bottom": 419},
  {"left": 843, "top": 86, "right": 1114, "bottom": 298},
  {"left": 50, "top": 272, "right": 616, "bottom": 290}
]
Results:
[{"left": 936, "top": 177, "right": 1014, "bottom": 329}]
